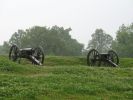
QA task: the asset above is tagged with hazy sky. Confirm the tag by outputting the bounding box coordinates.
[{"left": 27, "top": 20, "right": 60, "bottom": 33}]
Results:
[{"left": 0, "top": 0, "right": 133, "bottom": 47}]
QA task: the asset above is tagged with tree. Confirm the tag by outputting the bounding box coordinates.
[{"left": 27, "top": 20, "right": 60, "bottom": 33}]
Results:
[
  {"left": 87, "top": 29, "right": 113, "bottom": 53},
  {"left": 2, "top": 41, "right": 10, "bottom": 54},
  {"left": 112, "top": 23, "right": 133, "bottom": 57},
  {"left": 3, "top": 26, "right": 84, "bottom": 56},
  {"left": 0, "top": 45, "right": 4, "bottom": 54},
  {"left": 9, "top": 30, "right": 26, "bottom": 48}
]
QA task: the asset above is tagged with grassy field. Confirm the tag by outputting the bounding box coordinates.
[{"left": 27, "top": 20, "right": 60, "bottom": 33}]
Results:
[{"left": 0, "top": 56, "right": 133, "bottom": 100}]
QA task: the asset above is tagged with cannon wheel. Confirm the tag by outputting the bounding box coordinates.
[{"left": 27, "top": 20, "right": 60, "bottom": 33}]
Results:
[
  {"left": 33, "top": 47, "right": 44, "bottom": 65},
  {"left": 87, "top": 49, "right": 100, "bottom": 66},
  {"left": 108, "top": 50, "right": 119, "bottom": 66},
  {"left": 9, "top": 45, "right": 20, "bottom": 61}
]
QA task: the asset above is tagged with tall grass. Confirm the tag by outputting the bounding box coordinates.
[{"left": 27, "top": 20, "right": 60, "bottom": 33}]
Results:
[{"left": 0, "top": 56, "right": 133, "bottom": 100}]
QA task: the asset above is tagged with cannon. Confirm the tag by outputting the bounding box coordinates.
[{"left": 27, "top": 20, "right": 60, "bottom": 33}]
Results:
[
  {"left": 87, "top": 49, "right": 119, "bottom": 67},
  {"left": 9, "top": 45, "right": 44, "bottom": 65}
]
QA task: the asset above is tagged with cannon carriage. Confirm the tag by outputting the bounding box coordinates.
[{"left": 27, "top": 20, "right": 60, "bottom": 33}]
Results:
[
  {"left": 87, "top": 49, "right": 119, "bottom": 67},
  {"left": 9, "top": 44, "right": 44, "bottom": 65}
]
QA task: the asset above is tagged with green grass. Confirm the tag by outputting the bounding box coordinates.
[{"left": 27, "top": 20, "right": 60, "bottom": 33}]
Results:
[{"left": 0, "top": 56, "right": 133, "bottom": 100}]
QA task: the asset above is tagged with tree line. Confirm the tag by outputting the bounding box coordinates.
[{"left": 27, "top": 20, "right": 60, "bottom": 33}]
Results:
[
  {"left": 1, "top": 26, "right": 84, "bottom": 56},
  {"left": 0, "top": 23, "right": 133, "bottom": 57}
]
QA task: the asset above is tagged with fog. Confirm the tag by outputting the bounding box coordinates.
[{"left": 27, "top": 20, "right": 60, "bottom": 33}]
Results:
[{"left": 0, "top": 0, "right": 133, "bottom": 47}]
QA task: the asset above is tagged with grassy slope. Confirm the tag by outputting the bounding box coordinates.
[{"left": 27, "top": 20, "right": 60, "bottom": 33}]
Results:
[{"left": 0, "top": 56, "right": 133, "bottom": 100}]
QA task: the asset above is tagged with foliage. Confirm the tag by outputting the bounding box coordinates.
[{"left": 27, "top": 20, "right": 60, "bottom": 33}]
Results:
[
  {"left": 87, "top": 29, "right": 113, "bottom": 53},
  {"left": 0, "top": 56, "right": 133, "bottom": 99},
  {"left": 0, "top": 46, "right": 4, "bottom": 54},
  {"left": 112, "top": 23, "right": 133, "bottom": 57},
  {"left": 3, "top": 26, "right": 84, "bottom": 56}
]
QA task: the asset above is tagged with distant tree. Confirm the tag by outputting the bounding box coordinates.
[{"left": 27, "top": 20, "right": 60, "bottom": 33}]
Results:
[
  {"left": 2, "top": 41, "right": 10, "bottom": 54},
  {"left": 9, "top": 30, "right": 26, "bottom": 48},
  {"left": 112, "top": 23, "right": 133, "bottom": 57},
  {"left": 0, "top": 45, "right": 4, "bottom": 54},
  {"left": 87, "top": 29, "right": 113, "bottom": 53},
  {"left": 3, "top": 26, "right": 84, "bottom": 56}
]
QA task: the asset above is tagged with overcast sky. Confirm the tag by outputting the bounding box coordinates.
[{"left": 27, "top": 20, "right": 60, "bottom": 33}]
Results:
[{"left": 0, "top": 0, "right": 133, "bottom": 47}]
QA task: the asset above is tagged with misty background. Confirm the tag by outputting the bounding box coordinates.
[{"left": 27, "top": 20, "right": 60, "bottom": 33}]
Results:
[
  {"left": 0, "top": 0, "right": 133, "bottom": 57},
  {"left": 0, "top": 0, "right": 133, "bottom": 46}
]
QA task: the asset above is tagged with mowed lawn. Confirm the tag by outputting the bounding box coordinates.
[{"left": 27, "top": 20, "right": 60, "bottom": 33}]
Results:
[{"left": 0, "top": 56, "right": 133, "bottom": 100}]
